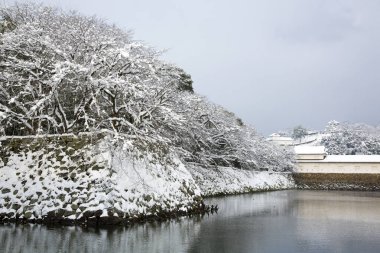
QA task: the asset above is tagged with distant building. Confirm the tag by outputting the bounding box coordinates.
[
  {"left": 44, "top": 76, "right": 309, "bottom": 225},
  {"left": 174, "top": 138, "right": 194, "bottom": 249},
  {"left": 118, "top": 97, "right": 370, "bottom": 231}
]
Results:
[
  {"left": 294, "top": 146, "right": 327, "bottom": 160},
  {"left": 294, "top": 146, "right": 380, "bottom": 174},
  {"left": 266, "top": 133, "right": 293, "bottom": 146}
]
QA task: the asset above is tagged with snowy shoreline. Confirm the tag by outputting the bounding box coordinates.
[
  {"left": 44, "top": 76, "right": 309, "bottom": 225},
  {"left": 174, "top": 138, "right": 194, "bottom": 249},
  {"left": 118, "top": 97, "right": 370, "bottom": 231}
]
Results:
[
  {"left": 3, "top": 134, "right": 377, "bottom": 227},
  {"left": 0, "top": 134, "right": 295, "bottom": 226},
  {"left": 189, "top": 166, "right": 295, "bottom": 197}
]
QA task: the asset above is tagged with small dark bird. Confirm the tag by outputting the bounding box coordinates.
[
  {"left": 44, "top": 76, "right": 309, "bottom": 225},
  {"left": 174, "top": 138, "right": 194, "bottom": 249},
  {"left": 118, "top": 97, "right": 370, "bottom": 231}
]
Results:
[{"left": 210, "top": 205, "right": 219, "bottom": 214}]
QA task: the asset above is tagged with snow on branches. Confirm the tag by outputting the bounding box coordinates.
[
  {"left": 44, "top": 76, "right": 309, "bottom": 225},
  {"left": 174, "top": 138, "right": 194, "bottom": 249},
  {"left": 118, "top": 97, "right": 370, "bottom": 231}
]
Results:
[
  {"left": 0, "top": 3, "right": 166, "bottom": 136},
  {"left": 322, "top": 121, "right": 380, "bottom": 155},
  {"left": 0, "top": 3, "right": 294, "bottom": 171}
]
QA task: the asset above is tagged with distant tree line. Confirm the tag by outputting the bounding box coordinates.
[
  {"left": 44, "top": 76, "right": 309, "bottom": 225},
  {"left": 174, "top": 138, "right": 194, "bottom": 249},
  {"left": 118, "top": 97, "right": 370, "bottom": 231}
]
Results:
[{"left": 322, "top": 121, "right": 380, "bottom": 155}]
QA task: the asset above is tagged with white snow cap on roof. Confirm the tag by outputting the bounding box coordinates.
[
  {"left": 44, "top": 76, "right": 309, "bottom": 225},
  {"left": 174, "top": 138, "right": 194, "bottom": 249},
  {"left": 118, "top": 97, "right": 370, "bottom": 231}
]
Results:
[
  {"left": 322, "top": 155, "right": 380, "bottom": 163},
  {"left": 294, "top": 146, "right": 326, "bottom": 154}
]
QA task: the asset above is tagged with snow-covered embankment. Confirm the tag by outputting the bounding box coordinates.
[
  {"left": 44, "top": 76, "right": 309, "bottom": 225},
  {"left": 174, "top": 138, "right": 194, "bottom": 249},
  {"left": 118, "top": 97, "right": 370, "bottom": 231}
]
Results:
[
  {"left": 0, "top": 134, "right": 203, "bottom": 225},
  {"left": 0, "top": 134, "right": 294, "bottom": 225},
  {"left": 189, "top": 166, "right": 295, "bottom": 196}
]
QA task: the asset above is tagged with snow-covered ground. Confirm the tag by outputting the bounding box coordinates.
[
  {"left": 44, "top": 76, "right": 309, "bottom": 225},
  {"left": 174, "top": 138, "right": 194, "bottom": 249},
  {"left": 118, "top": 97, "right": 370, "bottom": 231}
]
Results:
[
  {"left": 0, "top": 134, "right": 294, "bottom": 222},
  {"left": 189, "top": 166, "right": 295, "bottom": 196},
  {"left": 0, "top": 134, "right": 202, "bottom": 221}
]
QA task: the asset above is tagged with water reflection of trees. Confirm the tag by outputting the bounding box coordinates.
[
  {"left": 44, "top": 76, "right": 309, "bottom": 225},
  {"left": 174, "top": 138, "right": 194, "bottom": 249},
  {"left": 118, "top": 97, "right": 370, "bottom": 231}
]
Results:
[
  {"left": 0, "top": 217, "right": 203, "bottom": 253},
  {"left": 0, "top": 192, "right": 294, "bottom": 253},
  {"left": 187, "top": 191, "right": 295, "bottom": 253},
  {"left": 3, "top": 191, "right": 380, "bottom": 253},
  {"left": 189, "top": 191, "right": 380, "bottom": 253}
]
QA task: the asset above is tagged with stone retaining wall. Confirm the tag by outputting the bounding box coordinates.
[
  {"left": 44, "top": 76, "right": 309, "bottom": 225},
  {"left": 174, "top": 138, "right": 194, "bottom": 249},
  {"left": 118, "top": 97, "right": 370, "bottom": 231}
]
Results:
[
  {"left": 293, "top": 173, "right": 380, "bottom": 191},
  {"left": 0, "top": 133, "right": 297, "bottom": 226},
  {"left": 189, "top": 166, "right": 295, "bottom": 196},
  {"left": 0, "top": 134, "right": 204, "bottom": 225}
]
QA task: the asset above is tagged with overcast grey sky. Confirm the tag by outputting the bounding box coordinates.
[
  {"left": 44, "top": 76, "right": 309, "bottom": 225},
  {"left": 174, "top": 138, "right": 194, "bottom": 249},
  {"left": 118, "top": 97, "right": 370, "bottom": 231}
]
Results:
[{"left": 6, "top": 0, "right": 380, "bottom": 135}]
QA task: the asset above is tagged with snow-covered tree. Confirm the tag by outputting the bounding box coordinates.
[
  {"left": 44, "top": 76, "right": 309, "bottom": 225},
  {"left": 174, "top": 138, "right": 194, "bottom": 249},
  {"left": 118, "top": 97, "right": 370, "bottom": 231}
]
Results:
[
  {"left": 322, "top": 121, "right": 380, "bottom": 155},
  {"left": 154, "top": 90, "right": 294, "bottom": 171},
  {"left": 0, "top": 3, "right": 167, "bottom": 136},
  {"left": 292, "top": 125, "right": 308, "bottom": 140},
  {"left": 0, "top": 3, "right": 294, "bottom": 171}
]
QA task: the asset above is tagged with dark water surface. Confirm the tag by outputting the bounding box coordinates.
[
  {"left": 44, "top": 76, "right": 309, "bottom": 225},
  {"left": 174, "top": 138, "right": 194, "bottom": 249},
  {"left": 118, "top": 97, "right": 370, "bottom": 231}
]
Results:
[{"left": 2, "top": 190, "right": 380, "bottom": 253}]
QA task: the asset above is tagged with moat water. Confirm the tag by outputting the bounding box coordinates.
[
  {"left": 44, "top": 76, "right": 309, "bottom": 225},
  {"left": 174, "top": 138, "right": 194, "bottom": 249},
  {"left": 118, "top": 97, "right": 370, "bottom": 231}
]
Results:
[{"left": 1, "top": 190, "right": 380, "bottom": 253}]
